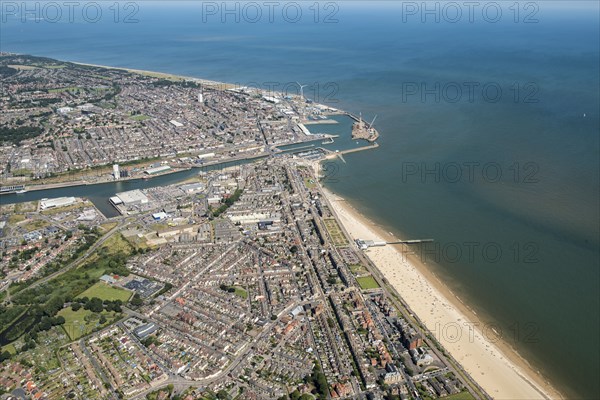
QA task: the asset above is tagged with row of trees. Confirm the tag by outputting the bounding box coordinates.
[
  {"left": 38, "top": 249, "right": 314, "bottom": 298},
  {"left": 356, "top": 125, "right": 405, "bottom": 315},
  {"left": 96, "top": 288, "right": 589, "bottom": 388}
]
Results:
[
  {"left": 72, "top": 297, "right": 123, "bottom": 313},
  {"left": 212, "top": 189, "right": 243, "bottom": 217}
]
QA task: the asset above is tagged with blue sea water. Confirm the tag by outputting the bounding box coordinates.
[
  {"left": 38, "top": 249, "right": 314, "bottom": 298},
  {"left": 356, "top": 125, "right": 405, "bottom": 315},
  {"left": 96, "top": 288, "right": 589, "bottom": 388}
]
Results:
[{"left": 1, "top": 1, "right": 599, "bottom": 397}]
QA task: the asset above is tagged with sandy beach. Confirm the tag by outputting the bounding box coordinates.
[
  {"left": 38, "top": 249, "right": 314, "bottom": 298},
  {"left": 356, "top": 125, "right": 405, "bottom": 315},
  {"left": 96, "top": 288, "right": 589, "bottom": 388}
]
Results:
[
  {"left": 72, "top": 61, "right": 232, "bottom": 88},
  {"left": 320, "top": 187, "right": 563, "bottom": 400}
]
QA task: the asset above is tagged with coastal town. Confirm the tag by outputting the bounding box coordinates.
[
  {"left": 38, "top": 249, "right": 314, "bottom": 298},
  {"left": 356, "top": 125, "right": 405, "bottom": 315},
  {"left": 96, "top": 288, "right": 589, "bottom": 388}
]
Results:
[
  {"left": 0, "top": 53, "right": 362, "bottom": 192},
  {"left": 1, "top": 54, "right": 487, "bottom": 400}
]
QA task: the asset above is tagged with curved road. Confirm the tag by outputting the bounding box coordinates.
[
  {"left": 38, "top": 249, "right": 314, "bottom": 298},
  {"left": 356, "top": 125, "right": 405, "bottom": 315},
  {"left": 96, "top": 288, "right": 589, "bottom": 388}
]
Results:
[{"left": 20, "top": 220, "right": 125, "bottom": 292}]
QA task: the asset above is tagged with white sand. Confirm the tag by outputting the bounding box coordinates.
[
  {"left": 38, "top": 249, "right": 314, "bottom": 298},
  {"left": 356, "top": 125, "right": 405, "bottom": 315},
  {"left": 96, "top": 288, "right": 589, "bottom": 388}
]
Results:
[{"left": 321, "top": 188, "right": 562, "bottom": 400}]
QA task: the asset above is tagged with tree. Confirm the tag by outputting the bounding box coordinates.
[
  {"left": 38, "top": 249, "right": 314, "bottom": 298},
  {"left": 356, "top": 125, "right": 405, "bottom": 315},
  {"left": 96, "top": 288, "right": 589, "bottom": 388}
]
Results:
[
  {"left": 0, "top": 351, "right": 11, "bottom": 362},
  {"left": 130, "top": 293, "right": 143, "bottom": 307},
  {"left": 39, "top": 317, "right": 52, "bottom": 331},
  {"left": 86, "top": 297, "right": 104, "bottom": 313},
  {"left": 71, "top": 302, "right": 81, "bottom": 311},
  {"left": 45, "top": 295, "right": 65, "bottom": 316},
  {"left": 216, "top": 389, "right": 229, "bottom": 400}
]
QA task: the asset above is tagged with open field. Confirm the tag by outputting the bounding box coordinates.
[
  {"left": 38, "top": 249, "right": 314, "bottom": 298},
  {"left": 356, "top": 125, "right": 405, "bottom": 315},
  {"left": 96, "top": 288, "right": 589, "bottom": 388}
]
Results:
[
  {"left": 303, "top": 177, "right": 316, "bottom": 189},
  {"left": 76, "top": 282, "right": 132, "bottom": 302},
  {"left": 22, "top": 219, "right": 49, "bottom": 231},
  {"left": 41, "top": 200, "right": 90, "bottom": 215},
  {"left": 14, "top": 201, "right": 38, "bottom": 213},
  {"left": 356, "top": 275, "right": 380, "bottom": 290},
  {"left": 233, "top": 286, "right": 248, "bottom": 299},
  {"left": 1, "top": 343, "right": 17, "bottom": 355},
  {"left": 100, "top": 233, "right": 135, "bottom": 254},
  {"left": 8, "top": 214, "right": 26, "bottom": 224},
  {"left": 322, "top": 218, "right": 349, "bottom": 247},
  {"left": 440, "top": 391, "right": 476, "bottom": 400},
  {"left": 58, "top": 307, "right": 120, "bottom": 340},
  {"left": 99, "top": 222, "right": 118, "bottom": 233}
]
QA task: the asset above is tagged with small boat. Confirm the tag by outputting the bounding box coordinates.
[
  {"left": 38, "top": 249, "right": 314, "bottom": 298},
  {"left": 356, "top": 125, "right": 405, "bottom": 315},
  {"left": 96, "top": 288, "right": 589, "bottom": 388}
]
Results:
[{"left": 16, "top": 189, "right": 27, "bottom": 194}]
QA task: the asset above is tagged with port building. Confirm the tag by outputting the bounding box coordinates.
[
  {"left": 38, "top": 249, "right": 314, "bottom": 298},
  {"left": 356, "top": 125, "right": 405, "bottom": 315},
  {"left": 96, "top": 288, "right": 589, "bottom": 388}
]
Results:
[{"left": 40, "top": 197, "right": 76, "bottom": 210}]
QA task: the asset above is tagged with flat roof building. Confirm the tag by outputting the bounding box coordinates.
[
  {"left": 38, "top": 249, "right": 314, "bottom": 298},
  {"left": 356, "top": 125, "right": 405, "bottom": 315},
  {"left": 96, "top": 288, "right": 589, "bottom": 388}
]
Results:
[
  {"left": 152, "top": 212, "right": 167, "bottom": 220},
  {"left": 180, "top": 182, "right": 204, "bottom": 193},
  {"left": 145, "top": 165, "right": 171, "bottom": 175},
  {"left": 114, "top": 189, "right": 149, "bottom": 205},
  {"left": 133, "top": 322, "right": 158, "bottom": 339},
  {"left": 40, "top": 197, "right": 76, "bottom": 210}
]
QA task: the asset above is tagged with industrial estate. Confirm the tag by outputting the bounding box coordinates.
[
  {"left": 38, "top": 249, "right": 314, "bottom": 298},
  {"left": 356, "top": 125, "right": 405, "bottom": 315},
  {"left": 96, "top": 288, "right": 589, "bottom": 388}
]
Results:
[{"left": 1, "top": 54, "right": 486, "bottom": 400}]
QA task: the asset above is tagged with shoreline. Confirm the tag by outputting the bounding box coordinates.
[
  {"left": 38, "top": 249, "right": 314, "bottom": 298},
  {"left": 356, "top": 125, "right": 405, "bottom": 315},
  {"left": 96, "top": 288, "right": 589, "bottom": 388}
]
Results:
[
  {"left": 319, "top": 186, "right": 564, "bottom": 400},
  {"left": 2, "top": 54, "right": 565, "bottom": 397},
  {"left": 72, "top": 61, "right": 229, "bottom": 88}
]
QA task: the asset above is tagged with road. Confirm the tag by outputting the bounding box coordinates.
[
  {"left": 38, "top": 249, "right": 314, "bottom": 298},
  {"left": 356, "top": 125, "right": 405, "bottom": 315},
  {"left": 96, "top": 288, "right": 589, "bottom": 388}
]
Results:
[
  {"left": 318, "top": 185, "right": 489, "bottom": 400},
  {"left": 22, "top": 220, "right": 125, "bottom": 291},
  {"left": 131, "top": 301, "right": 305, "bottom": 399}
]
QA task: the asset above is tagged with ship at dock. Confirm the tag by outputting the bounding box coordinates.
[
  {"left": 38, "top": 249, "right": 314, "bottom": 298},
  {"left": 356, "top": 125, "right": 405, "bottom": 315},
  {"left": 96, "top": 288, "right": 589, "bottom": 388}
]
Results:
[{"left": 0, "top": 184, "right": 26, "bottom": 194}]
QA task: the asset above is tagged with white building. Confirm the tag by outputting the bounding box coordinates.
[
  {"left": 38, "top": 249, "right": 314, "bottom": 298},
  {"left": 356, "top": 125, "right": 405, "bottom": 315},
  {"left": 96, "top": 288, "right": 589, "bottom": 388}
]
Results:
[
  {"left": 179, "top": 182, "right": 204, "bottom": 193},
  {"left": 197, "top": 152, "right": 215, "bottom": 160},
  {"left": 145, "top": 165, "right": 171, "bottom": 175},
  {"left": 40, "top": 197, "right": 76, "bottom": 210},
  {"left": 113, "top": 189, "right": 149, "bottom": 206}
]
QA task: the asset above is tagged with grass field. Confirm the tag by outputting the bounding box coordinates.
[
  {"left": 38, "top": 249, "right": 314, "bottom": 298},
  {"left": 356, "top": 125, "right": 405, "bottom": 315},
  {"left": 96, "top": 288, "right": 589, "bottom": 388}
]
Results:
[
  {"left": 323, "top": 218, "right": 349, "bottom": 247},
  {"left": 40, "top": 201, "right": 89, "bottom": 215},
  {"left": 14, "top": 201, "right": 38, "bottom": 213},
  {"left": 303, "top": 177, "right": 317, "bottom": 189},
  {"left": 58, "top": 308, "right": 120, "bottom": 340},
  {"left": 100, "top": 233, "right": 135, "bottom": 255},
  {"left": 356, "top": 275, "right": 380, "bottom": 290},
  {"left": 8, "top": 214, "right": 26, "bottom": 224},
  {"left": 23, "top": 219, "right": 49, "bottom": 231},
  {"left": 76, "top": 282, "right": 132, "bottom": 302},
  {"left": 99, "top": 221, "right": 118, "bottom": 233},
  {"left": 1, "top": 343, "right": 17, "bottom": 355},
  {"left": 233, "top": 286, "right": 248, "bottom": 299},
  {"left": 441, "top": 392, "right": 476, "bottom": 400}
]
